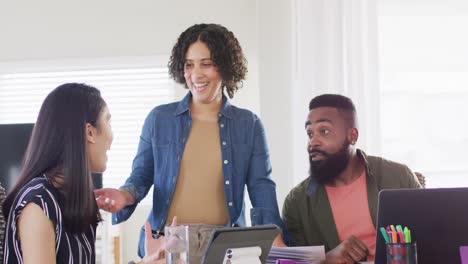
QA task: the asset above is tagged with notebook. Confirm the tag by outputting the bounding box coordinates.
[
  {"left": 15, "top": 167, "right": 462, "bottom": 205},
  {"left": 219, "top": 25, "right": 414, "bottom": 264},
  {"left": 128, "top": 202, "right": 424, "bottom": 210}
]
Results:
[{"left": 375, "top": 188, "right": 468, "bottom": 264}]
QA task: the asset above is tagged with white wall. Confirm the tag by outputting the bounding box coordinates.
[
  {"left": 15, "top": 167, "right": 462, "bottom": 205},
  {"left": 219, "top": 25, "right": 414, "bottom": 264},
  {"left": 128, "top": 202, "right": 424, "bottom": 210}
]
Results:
[
  {"left": 0, "top": 0, "right": 260, "bottom": 114},
  {"left": 0, "top": 0, "right": 298, "bottom": 262},
  {"left": 257, "top": 0, "right": 296, "bottom": 207}
]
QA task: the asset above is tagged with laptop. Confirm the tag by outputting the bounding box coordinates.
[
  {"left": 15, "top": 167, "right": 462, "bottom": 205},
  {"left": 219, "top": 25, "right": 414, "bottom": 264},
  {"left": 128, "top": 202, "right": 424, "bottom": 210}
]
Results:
[{"left": 375, "top": 188, "right": 468, "bottom": 264}]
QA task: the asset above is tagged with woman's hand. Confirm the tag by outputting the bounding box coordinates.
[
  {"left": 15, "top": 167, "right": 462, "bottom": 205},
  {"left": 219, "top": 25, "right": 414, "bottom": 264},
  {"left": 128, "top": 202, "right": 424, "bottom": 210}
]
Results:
[
  {"left": 142, "top": 216, "right": 178, "bottom": 263},
  {"left": 94, "top": 188, "right": 134, "bottom": 213}
]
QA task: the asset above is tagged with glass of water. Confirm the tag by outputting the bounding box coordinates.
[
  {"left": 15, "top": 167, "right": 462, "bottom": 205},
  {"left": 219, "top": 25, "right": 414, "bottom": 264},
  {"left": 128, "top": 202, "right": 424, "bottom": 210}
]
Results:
[{"left": 165, "top": 225, "right": 189, "bottom": 264}]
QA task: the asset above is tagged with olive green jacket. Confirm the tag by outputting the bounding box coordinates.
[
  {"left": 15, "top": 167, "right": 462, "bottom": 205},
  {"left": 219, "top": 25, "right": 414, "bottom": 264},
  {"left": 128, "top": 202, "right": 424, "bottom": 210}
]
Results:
[{"left": 282, "top": 149, "right": 421, "bottom": 251}]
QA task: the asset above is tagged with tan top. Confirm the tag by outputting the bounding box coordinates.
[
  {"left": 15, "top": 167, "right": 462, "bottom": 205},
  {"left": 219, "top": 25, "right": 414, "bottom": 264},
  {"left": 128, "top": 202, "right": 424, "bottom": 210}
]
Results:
[{"left": 166, "top": 118, "right": 229, "bottom": 225}]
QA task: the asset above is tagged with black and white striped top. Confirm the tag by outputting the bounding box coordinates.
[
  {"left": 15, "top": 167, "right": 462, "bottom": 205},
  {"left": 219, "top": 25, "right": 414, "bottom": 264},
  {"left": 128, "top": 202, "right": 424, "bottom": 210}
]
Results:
[{"left": 3, "top": 175, "right": 96, "bottom": 264}]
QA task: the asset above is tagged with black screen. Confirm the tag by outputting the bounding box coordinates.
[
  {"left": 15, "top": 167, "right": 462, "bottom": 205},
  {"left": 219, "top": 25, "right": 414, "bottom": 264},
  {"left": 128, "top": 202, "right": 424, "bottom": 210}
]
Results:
[
  {"left": 0, "top": 123, "right": 103, "bottom": 192},
  {"left": 375, "top": 188, "right": 468, "bottom": 264},
  {"left": 0, "top": 123, "right": 34, "bottom": 192}
]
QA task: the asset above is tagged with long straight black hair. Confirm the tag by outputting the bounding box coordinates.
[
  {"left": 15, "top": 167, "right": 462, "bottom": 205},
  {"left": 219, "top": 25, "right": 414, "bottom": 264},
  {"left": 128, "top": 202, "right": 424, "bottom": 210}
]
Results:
[{"left": 3, "top": 83, "right": 105, "bottom": 233}]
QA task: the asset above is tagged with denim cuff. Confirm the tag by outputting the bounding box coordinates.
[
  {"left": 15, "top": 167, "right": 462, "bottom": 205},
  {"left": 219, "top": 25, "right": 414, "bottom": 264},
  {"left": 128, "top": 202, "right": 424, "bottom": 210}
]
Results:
[
  {"left": 120, "top": 184, "right": 139, "bottom": 201},
  {"left": 250, "top": 207, "right": 290, "bottom": 244},
  {"left": 112, "top": 186, "right": 138, "bottom": 225},
  {"left": 250, "top": 207, "right": 275, "bottom": 226}
]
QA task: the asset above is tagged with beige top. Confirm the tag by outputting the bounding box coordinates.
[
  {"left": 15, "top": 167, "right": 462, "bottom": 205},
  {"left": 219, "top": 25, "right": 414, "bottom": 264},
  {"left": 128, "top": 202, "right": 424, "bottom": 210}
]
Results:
[{"left": 166, "top": 118, "right": 229, "bottom": 225}]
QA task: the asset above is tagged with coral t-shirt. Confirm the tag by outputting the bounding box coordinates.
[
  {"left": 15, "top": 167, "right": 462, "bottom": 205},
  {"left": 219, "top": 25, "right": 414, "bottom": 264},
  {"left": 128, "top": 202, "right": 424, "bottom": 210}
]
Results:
[{"left": 325, "top": 171, "right": 376, "bottom": 261}]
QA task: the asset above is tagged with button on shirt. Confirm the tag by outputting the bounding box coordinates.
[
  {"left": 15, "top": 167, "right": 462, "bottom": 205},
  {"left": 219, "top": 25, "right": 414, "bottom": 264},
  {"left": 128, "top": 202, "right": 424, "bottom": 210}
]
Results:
[
  {"left": 165, "top": 118, "right": 229, "bottom": 225},
  {"left": 113, "top": 92, "right": 285, "bottom": 256}
]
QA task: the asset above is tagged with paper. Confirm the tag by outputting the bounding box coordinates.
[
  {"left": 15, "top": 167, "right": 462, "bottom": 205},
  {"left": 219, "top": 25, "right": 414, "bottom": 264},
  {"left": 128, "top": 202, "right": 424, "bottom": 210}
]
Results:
[
  {"left": 267, "top": 246, "right": 325, "bottom": 264},
  {"left": 460, "top": 246, "right": 468, "bottom": 264},
  {"left": 275, "top": 260, "right": 317, "bottom": 264}
]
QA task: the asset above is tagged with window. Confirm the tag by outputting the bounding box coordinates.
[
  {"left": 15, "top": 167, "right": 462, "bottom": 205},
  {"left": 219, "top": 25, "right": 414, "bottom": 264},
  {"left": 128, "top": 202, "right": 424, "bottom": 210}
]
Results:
[
  {"left": 0, "top": 56, "right": 176, "bottom": 264},
  {"left": 0, "top": 56, "right": 175, "bottom": 193},
  {"left": 378, "top": 2, "right": 468, "bottom": 187}
]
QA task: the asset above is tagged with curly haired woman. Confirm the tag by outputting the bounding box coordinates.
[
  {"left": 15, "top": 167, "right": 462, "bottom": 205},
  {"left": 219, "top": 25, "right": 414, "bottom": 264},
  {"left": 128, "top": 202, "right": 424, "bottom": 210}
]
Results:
[{"left": 96, "top": 24, "right": 286, "bottom": 263}]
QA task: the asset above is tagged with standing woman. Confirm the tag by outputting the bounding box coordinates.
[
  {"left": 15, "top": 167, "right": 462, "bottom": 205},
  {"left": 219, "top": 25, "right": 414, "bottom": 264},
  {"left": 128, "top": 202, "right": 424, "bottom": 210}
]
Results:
[{"left": 96, "top": 24, "right": 286, "bottom": 263}]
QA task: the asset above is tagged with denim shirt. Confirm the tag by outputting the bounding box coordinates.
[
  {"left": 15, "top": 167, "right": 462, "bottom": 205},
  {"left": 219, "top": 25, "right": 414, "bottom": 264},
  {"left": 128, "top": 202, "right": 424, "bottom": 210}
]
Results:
[{"left": 113, "top": 92, "right": 285, "bottom": 250}]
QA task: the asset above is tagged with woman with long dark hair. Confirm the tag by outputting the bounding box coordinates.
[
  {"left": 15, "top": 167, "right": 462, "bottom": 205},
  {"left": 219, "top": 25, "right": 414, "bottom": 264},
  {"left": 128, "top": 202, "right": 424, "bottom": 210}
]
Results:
[
  {"left": 2, "top": 83, "right": 112, "bottom": 263},
  {"left": 2, "top": 83, "right": 166, "bottom": 264}
]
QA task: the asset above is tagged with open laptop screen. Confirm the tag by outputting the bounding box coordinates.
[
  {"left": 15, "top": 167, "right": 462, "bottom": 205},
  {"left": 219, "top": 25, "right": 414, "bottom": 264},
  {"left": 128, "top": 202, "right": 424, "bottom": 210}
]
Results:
[{"left": 375, "top": 188, "right": 468, "bottom": 264}]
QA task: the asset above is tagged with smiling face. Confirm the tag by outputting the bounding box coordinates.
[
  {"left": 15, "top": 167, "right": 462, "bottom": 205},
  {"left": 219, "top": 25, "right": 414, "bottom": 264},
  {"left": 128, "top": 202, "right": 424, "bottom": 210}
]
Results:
[
  {"left": 183, "top": 40, "right": 223, "bottom": 105},
  {"left": 86, "top": 105, "right": 113, "bottom": 173},
  {"left": 305, "top": 107, "right": 357, "bottom": 184}
]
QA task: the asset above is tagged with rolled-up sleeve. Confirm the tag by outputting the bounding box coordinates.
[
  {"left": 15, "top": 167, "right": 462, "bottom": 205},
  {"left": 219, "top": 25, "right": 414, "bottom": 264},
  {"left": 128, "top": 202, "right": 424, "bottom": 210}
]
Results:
[
  {"left": 246, "top": 117, "right": 285, "bottom": 232},
  {"left": 113, "top": 111, "right": 155, "bottom": 224}
]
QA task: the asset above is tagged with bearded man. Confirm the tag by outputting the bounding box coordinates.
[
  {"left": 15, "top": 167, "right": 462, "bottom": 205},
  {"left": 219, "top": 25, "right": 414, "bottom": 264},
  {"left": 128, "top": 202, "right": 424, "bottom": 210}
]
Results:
[{"left": 282, "top": 94, "right": 421, "bottom": 264}]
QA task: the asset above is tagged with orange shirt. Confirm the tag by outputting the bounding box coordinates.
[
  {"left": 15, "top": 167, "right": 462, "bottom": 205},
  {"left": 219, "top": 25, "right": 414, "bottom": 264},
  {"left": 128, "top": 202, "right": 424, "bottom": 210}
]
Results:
[
  {"left": 166, "top": 118, "right": 229, "bottom": 226},
  {"left": 325, "top": 171, "right": 376, "bottom": 261}
]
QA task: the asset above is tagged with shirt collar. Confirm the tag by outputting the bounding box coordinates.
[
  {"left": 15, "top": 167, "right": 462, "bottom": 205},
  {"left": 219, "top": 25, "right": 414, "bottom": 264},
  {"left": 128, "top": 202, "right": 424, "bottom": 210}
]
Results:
[{"left": 174, "top": 91, "right": 234, "bottom": 119}]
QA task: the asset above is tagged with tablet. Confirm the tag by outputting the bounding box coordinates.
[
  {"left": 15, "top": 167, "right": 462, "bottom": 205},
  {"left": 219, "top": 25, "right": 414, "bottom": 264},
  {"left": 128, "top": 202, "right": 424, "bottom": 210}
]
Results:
[{"left": 201, "top": 224, "right": 280, "bottom": 264}]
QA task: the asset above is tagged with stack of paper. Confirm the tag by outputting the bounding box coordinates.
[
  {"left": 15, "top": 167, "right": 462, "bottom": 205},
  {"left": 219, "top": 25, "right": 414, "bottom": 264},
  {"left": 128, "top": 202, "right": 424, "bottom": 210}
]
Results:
[
  {"left": 460, "top": 246, "right": 468, "bottom": 264},
  {"left": 266, "top": 246, "right": 326, "bottom": 264}
]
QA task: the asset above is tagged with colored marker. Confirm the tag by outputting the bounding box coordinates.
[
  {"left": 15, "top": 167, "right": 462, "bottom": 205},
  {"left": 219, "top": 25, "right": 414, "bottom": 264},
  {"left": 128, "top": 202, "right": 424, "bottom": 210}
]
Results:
[
  {"left": 380, "top": 227, "right": 390, "bottom": 243},
  {"left": 396, "top": 225, "right": 403, "bottom": 233},
  {"left": 391, "top": 231, "right": 397, "bottom": 243},
  {"left": 404, "top": 227, "right": 411, "bottom": 243},
  {"left": 397, "top": 231, "right": 405, "bottom": 243},
  {"left": 390, "top": 225, "right": 396, "bottom": 232}
]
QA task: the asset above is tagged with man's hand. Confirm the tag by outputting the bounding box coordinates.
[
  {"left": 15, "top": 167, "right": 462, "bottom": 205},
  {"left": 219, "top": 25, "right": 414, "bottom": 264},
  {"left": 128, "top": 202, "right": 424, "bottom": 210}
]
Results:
[
  {"left": 272, "top": 234, "right": 287, "bottom": 248},
  {"left": 324, "top": 235, "right": 369, "bottom": 264}
]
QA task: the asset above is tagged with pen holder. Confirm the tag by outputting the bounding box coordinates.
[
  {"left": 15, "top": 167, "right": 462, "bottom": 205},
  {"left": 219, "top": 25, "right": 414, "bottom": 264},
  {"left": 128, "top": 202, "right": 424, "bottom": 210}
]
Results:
[{"left": 386, "top": 242, "right": 417, "bottom": 264}]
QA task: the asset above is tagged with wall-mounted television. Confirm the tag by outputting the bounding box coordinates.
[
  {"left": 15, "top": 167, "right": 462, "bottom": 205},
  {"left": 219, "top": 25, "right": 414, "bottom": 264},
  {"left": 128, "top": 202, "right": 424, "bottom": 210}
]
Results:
[
  {"left": 0, "top": 123, "right": 102, "bottom": 193},
  {"left": 0, "top": 123, "right": 34, "bottom": 192}
]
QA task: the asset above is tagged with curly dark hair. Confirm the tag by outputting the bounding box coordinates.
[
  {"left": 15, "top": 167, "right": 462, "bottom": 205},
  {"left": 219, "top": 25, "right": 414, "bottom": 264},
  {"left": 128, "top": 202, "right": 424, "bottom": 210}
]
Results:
[{"left": 168, "top": 23, "right": 248, "bottom": 99}]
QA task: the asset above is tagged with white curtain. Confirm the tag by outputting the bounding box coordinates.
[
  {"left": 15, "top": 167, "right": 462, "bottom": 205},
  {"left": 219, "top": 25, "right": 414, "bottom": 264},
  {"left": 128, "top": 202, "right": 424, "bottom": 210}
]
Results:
[{"left": 291, "top": 0, "right": 381, "bottom": 184}]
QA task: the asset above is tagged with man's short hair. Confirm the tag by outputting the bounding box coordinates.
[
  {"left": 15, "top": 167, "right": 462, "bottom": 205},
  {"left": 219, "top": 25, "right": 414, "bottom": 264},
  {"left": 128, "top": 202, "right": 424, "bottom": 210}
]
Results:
[{"left": 308, "top": 94, "right": 357, "bottom": 127}]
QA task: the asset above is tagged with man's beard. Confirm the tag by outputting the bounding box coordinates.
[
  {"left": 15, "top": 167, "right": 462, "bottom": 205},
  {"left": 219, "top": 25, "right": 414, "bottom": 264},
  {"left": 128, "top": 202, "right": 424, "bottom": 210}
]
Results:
[{"left": 309, "top": 141, "right": 352, "bottom": 185}]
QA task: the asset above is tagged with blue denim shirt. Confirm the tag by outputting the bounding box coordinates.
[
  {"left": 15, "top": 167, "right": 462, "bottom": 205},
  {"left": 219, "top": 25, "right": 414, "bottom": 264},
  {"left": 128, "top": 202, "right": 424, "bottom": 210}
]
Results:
[{"left": 113, "top": 92, "right": 285, "bottom": 254}]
